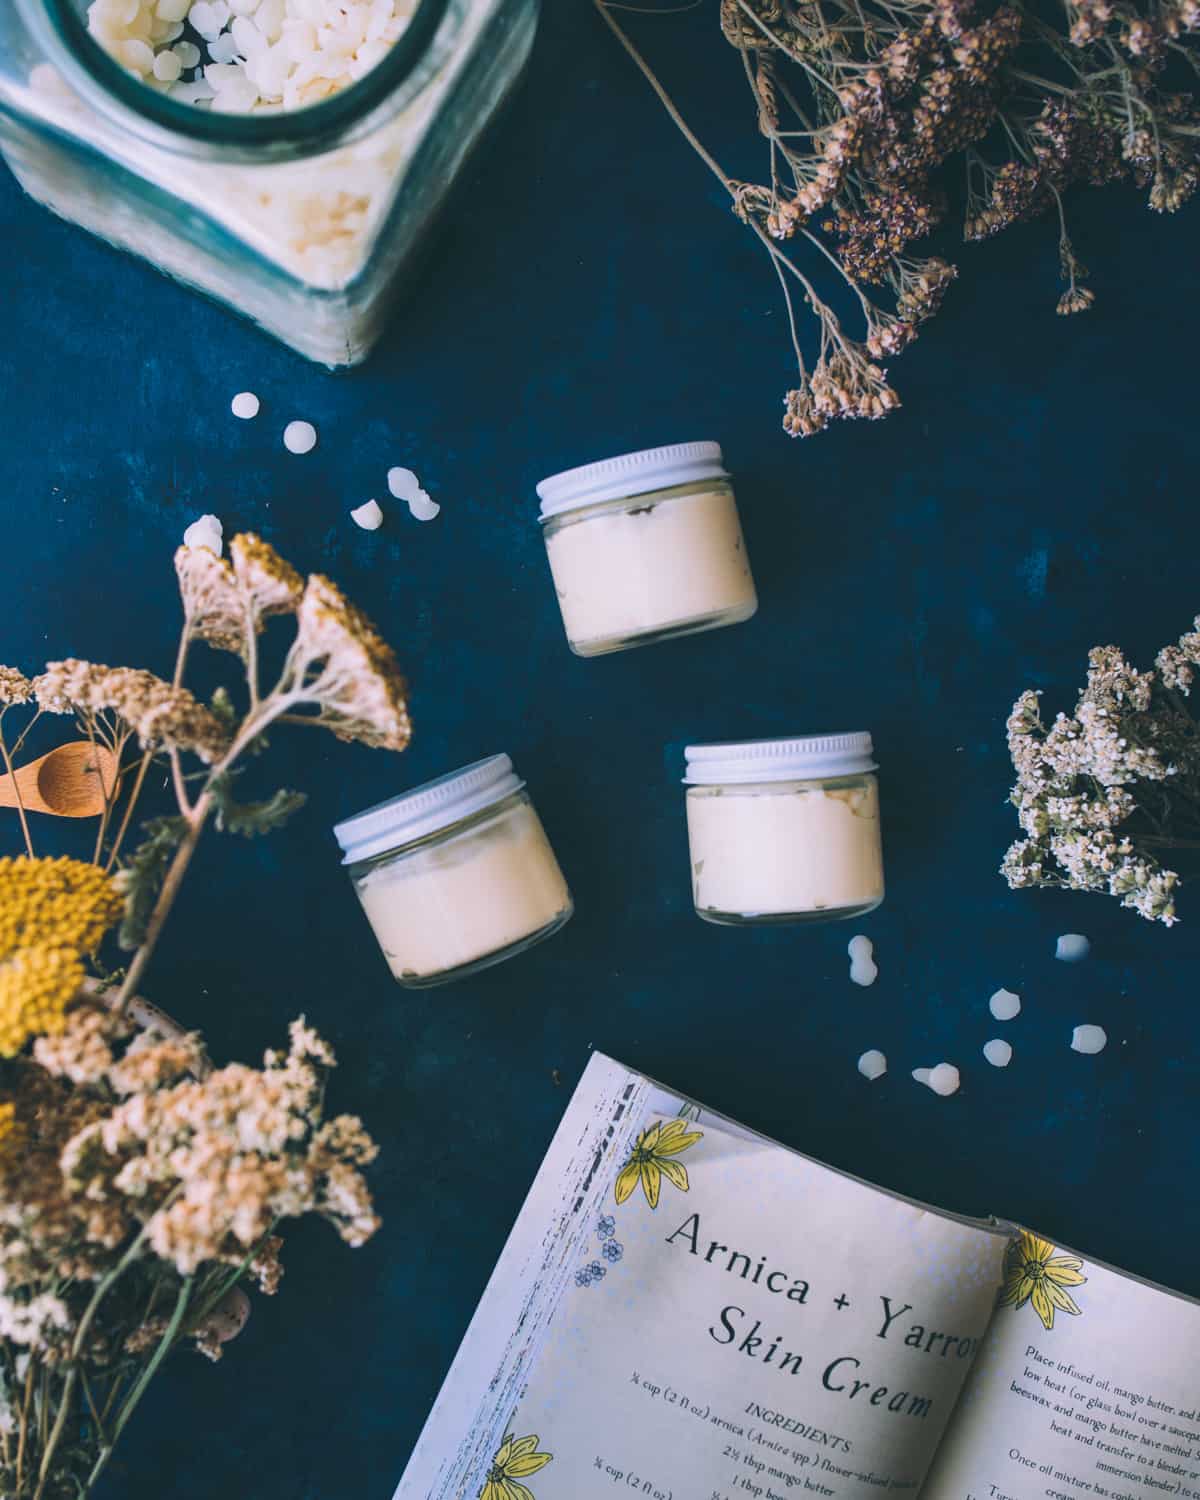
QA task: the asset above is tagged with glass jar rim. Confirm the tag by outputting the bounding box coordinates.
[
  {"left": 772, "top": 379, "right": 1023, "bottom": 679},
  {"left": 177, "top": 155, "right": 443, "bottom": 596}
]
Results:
[
  {"left": 20, "top": 0, "right": 451, "bottom": 159},
  {"left": 333, "top": 753, "right": 525, "bottom": 864},
  {"left": 683, "top": 733, "right": 877, "bottom": 785}
]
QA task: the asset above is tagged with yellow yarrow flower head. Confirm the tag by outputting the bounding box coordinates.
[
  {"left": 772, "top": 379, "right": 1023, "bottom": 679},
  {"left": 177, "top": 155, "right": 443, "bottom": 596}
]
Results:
[
  {"left": 0, "top": 947, "right": 85, "bottom": 1058},
  {"left": 0, "top": 856, "right": 124, "bottom": 960},
  {"left": 0, "top": 858, "right": 122, "bottom": 1058}
]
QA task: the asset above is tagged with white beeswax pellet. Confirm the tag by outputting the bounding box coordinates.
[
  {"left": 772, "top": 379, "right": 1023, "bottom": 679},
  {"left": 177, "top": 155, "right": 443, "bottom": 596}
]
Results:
[
  {"left": 350, "top": 499, "right": 384, "bottom": 530},
  {"left": 911, "top": 1067, "right": 932, "bottom": 1087},
  {"left": 857, "top": 1049, "right": 887, "bottom": 1082},
  {"left": 119, "top": 38, "right": 156, "bottom": 73},
  {"left": 387, "top": 466, "right": 420, "bottom": 500},
  {"left": 847, "top": 934, "right": 878, "bottom": 987},
  {"left": 183, "top": 514, "right": 224, "bottom": 555},
  {"left": 983, "top": 1039, "right": 1012, "bottom": 1068},
  {"left": 927, "top": 1063, "right": 960, "bottom": 1097},
  {"left": 153, "top": 47, "right": 182, "bottom": 80},
  {"left": 189, "top": 1, "right": 224, "bottom": 37},
  {"left": 283, "top": 419, "right": 317, "bottom": 454},
  {"left": 1070, "top": 1024, "right": 1107, "bottom": 1055},
  {"left": 989, "top": 987, "right": 1021, "bottom": 1021},
  {"left": 1056, "top": 933, "right": 1091, "bottom": 963},
  {"left": 231, "top": 391, "right": 260, "bottom": 419},
  {"left": 232, "top": 15, "right": 267, "bottom": 53},
  {"left": 208, "top": 31, "right": 241, "bottom": 63},
  {"left": 407, "top": 489, "right": 440, "bottom": 522}
]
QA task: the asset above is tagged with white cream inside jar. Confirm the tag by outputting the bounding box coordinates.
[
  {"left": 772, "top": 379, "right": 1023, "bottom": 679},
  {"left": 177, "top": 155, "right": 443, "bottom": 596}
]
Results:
[
  {"left": 537, "top": 441, "right": 757, "bottom": 657},
  {"left": 684, "top": 734, "right": 884, "bottom": 925},
  {"left": 335, "top": 755, "right": 572, "bottom": 986}
]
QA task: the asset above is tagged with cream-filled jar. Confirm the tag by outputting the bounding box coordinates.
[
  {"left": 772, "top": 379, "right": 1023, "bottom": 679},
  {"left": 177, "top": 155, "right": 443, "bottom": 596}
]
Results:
[
  {"left": 537, "top": 441, "right": 758, "bottom": 657},
  {"left": 334, "top": 754, "right": 573, "bottom": 987},
  {"left": 684, "top": 733, "right": 884, "bottom": 925}
]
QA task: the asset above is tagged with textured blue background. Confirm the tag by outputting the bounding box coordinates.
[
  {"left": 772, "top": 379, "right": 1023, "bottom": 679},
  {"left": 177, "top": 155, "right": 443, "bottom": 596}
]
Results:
[{"left": 2, "top": 1, "right": 1199, "bottom": 1495}]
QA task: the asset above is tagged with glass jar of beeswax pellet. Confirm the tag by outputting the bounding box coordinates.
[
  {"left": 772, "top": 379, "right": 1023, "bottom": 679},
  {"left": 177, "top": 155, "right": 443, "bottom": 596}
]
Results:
[
  {"left": 0, "top": 0, "right": 537, "bottom": 365},
  {"left": 334, "top": 754, "right": 573, "bottom": 987},
  {"left": 537, "top": 442, "right": 758, "bottom": 657},
  {"left": 684, "top": 733, "right": 884, "bottom": 926}
]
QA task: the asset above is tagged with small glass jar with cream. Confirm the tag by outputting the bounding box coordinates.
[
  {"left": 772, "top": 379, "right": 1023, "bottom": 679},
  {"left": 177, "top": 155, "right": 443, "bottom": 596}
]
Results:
[
  {"left": 334, "top": 754, "right": 573, "bottom": 987},
  {"left": 684, "top": 733, "right": 884, "bottom": 926},
  {"left": 537, "top": 441, "right": 758, "bottom": 657}
]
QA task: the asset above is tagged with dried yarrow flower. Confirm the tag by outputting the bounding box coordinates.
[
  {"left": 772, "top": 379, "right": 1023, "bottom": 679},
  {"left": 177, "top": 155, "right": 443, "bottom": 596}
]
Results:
[
  {"left": 0, "top": 666, "right": 32, "bottom": 706},
  {"left": 176, "top": 532, "right": 304, "bottom": 656},
  {"left": 33, "top": 1002, "right": 129, "bottom": 1085},
  {"left": 596, "top": 0, "right": 1200, "bottom": 439},
  {"left": 0, "top": 946, "right": 83, "bottom": 1058},
  {"left": 0, "top": 857, "right": 123, "bottom": 960},
  {"left": 61, "top": 1015, "right": 380, "bottom": 1276},
  {"left": 1156, "top": 617, "right": 1200, "bottom": 693},
  {"left": 34, "top": 660, "right": 229, "bottom": 763},
  {"left": 0, "top": 526, "right": 399, "bottom": 1487},
  {"left": 1002, "top": 621, "right": 1200, "bottom": 924},
  {"left": 1057, "top": 286, "right": 1095, "bottom": 314},
  {"left": 0, "top": 860, "right": 121, "bottom": 1059},
  {"left": 283, "top": 575, "right": 412, "bottom": 752}
]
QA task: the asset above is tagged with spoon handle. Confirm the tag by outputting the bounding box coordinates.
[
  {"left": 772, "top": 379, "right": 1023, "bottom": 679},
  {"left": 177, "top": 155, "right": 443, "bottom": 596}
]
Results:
[{"left": 0, "top": 762, "right": 48, "bottom": 813}]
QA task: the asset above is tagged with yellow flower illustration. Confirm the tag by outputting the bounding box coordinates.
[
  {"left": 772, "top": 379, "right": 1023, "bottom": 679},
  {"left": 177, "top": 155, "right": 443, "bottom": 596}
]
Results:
[
  {"left": 480, "top": 1433, "right": 552, "bottom": 1500},
  {"left": 999, "top": 1231, "right": 1087, "bottom": 1330},
  {"left": 614, "top": 1118, "right": 703, "bottom": 1210}
]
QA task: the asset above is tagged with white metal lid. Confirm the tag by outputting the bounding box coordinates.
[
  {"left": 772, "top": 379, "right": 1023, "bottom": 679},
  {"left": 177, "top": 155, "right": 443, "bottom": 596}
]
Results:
[
  {"left": 683, "top": 732, "right": 877, "bottom": 785},
  {"left": 536, "top": 441, "right": 729, "bottom": 519},
  {"left": 333, "top": 754, "right": 524, "bottom": 865}
]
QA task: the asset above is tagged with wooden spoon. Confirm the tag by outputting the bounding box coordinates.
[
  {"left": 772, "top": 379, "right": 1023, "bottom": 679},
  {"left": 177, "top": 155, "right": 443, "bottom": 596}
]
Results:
[{"left": 0, "top": 742, "right": 119, "bottom": 818}]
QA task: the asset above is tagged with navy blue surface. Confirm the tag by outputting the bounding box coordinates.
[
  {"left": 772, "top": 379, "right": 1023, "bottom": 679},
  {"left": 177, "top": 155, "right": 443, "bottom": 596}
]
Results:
[{"left": 2, "top": 3, "right": 1199, "bottom": 1495}]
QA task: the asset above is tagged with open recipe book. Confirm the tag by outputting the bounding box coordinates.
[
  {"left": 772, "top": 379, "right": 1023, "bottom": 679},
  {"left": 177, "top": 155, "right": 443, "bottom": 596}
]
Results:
[{"left": 395, "top": 1055, "right": 1200, "bottom": 1500}]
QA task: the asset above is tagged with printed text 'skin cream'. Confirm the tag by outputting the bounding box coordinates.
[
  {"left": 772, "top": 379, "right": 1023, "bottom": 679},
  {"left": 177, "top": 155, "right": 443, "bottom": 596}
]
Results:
[
  {"left": 334, "top": 755, "right": 572, "bottom": 987},
  {"left": 684, "top": 733, "right": 884, "bottom": 925},
  {"left": 537, "top": 441, "right": 758, "bottom": 657}
]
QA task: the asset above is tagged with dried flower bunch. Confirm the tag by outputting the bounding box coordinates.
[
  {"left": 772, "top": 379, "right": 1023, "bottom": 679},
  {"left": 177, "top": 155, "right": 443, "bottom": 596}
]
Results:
[
  {"left": 595, "top": 0, "right": 1200, "bottom": 436},
  {"left": 0, "top": 532, "right": 411, "bottom": 1497},
  {"left": 1002, "top": 615, "right": 1200, "bottom": 924}
]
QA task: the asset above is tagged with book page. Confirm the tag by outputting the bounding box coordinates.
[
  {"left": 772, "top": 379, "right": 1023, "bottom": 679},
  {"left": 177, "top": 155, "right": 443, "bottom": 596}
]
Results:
[
  {"left": 922, "top": 1232, "right": 1200, "bottom": 1500},
  {"left": 469, "top": 1077, "right": 1010, "bottom": 1500}
]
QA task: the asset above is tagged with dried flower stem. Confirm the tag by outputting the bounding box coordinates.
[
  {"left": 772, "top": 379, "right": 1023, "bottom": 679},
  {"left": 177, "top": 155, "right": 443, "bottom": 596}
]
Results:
[
  {"left": 113, "top": 703, "right": 269, "bottom": 1010},
  {"left": 0, "top": 537, "right": 406, "bottom": 1499},
  {"left": 594, "top": 0, "right": 735, "bottom": 187},
  {"left": 114, "top": 806, "right": 207, "bottom": 1010},
  {"left": 104, "top": 748, "right": 152, "bottom": 874},
  {"left": 0, "top": 710, "right": 33, "bottom": 859},
  {"left": 598, "top": 0, "right": 1200, "bottom": 434}
]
